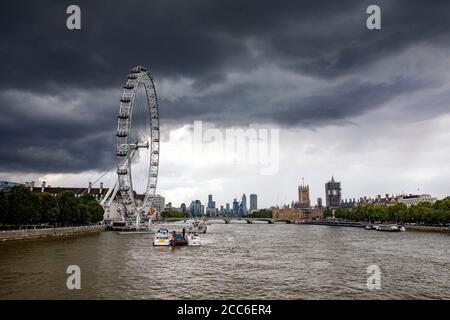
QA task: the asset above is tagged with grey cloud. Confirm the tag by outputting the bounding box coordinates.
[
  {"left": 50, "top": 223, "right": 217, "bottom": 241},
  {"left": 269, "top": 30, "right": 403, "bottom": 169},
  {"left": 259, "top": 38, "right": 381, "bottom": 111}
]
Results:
[
  {"left": 1, "top": 0, "right": 450, "bottom": 174},
  {"left": 2, "top": 0, "right": 450, "bottom": 90},
  {"left": 0, "top": 90, "right": 117, "bottom": 172}
]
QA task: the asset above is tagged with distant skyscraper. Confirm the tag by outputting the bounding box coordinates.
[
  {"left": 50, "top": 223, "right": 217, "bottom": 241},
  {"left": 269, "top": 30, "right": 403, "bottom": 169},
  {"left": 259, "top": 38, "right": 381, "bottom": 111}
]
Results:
[
  {"left": 250, "top": 194, "right": 257, "bottom": 210},
  {"left": 206, "top": 194, "right": 216, "bottom": 216},
  {"left": 325, "top": 176, "right": 341, "bottom": 209},
  {"left": 242, "top": 193, "right": 247, "bottom": 215},
  {"left": 317, "top": 198, "right": 323, "bottom": 208},
  {"left": 232, "top": 199, "right": 239, "bottom": 216},
  {"left": 208, "top": 194, "right": 214, "bottom": 208},
  {"left": 189, "top": 200, "right": 203, "bottom": 216},
  {"left": 226, "top": 203, "right": 230, "bottom": 215}
]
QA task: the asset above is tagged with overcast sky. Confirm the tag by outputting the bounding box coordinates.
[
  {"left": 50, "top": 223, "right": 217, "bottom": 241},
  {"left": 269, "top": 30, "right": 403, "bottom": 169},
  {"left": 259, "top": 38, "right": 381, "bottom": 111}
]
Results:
[{"left": 1, "top": 0, "right": 449, "bottom": 208}]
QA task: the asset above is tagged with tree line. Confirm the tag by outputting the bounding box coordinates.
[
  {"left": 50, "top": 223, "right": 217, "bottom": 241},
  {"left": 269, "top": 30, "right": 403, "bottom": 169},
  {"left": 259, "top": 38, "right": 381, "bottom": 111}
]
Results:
[
  {"left": 160, "top": 210, "right": 186, "bottom": 218},
  {"left": 0, "top": 186, "right": 104, "bottom": 228},
  {"left": 248, "top": 209, "right": 273, "bottom": 219},
  {"left": 323, "top": 198, "right": 450, "bottom": 225}
]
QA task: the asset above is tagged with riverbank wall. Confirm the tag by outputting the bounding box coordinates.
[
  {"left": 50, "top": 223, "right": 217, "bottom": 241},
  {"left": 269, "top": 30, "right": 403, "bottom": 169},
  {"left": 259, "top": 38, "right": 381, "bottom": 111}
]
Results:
[
  {"left": 405, "top": 225, "right": 450, "bottom": 233},
  {"left": 300, "top": 220, "right": 450, "bottom": 234},
  {"left": 0, "top": 225, "right": 107, "bottom": 242}
]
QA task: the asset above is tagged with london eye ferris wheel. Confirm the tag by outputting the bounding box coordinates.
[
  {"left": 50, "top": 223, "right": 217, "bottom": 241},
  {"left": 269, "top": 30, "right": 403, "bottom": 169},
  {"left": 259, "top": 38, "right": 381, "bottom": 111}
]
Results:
[{"left": 100, "top": 66, "right": 160, "bottom": 226}]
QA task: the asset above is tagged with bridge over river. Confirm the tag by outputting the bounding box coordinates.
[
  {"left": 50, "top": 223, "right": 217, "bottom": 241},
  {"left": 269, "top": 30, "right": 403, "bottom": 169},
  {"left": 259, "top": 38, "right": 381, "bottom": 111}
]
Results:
[{"left": 162, "top": 217, "right": 294, "bottom": 224}]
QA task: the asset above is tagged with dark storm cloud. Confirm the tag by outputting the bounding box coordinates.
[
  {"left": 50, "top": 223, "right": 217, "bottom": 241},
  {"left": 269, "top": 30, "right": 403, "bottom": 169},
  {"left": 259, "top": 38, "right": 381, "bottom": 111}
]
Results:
[
  {"left": 0, "top": 0, "right": 449, "bottom": 173},
  {"left": 0, "top": 89, "right": 118, "bottom": 172},
  {"left": 2, "top": 0, "right": 450, "bottom": 89},
  {"left": 161, "top": 75, "right": 438, "bottom": 127}
]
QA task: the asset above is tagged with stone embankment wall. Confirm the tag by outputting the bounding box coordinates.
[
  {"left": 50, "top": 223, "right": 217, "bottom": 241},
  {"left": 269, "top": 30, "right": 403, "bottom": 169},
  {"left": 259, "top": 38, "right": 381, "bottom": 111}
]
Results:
[
  {"left": 405, "top": 225, "right": 450, "bottom": 233},
  {"left": 0, "top": 225, "right": 106, "bottom": 241}
]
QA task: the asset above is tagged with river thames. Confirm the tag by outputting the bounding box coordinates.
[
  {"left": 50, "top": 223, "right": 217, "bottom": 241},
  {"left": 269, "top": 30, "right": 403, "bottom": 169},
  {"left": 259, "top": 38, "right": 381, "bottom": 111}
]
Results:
[{"left": 0, "top": 224, "right": 449, "bottom": 299}]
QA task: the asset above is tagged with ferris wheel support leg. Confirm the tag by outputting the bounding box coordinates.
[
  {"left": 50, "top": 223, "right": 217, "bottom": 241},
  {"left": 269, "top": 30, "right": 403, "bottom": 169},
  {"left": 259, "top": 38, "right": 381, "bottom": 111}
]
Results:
[
  {"left": 106, "top": 180, "right": 120, "bottom": 207},
  {"left": 100, "top": 179, "right": 117, "bottom": 207},
  {"left": 100, "top": 178, "right": 119, "bottom": 208}
]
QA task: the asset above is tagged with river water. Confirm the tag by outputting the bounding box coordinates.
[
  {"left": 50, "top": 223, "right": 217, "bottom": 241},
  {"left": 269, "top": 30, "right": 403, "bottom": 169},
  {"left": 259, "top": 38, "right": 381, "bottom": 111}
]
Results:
[{"left": 0, "top": 224, "right": 449, "bottom": 299}]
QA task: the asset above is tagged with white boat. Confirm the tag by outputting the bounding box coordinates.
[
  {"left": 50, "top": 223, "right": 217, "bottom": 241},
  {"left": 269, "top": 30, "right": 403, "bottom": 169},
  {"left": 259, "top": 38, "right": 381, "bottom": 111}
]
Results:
[
  {"left": 193, "top": 220, "right": 208, "bottom": 233},
  {"left": 185, "top": 231, "right": 202, "bottom": 246},
  {"left": 376, "top": 224, "right": 405, "bottom": 232},
  {"left": 153, "top": 229, "right": 172, "bottom": 246}
]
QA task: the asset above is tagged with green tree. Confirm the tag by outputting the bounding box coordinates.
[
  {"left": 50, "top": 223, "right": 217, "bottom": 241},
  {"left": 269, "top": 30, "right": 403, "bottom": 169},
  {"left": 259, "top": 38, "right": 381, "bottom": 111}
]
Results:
[
  {"left": 161, "top": 210, "right": 185, "bottom": 218},
  {"left": 251, "top": 209, "right": 273, "bottom": 218},
  {"left": 387, "top": 203, "right": 407, "bottom": 223},
  {"left": 353, "top": 206, "right": 364, "bottom": 221},
  {"left": 375, "top": 206, "right": 388, "bottom": 222},
  {"left": 79, "top": 193, "right": 97, "bottom": 205},
  {"left": 443, "top": 210, "right": 450, "bottom": 224},
  {"left": 58, "top": 191, "right": 79, "bottom": 225},
  {"left": 406, "top": 205, "right": 418, "bottom": 223},
  {"left": 38, "top": 192, "right": 60, "bottom": 225},
  {"left": 7, "top": 186, "right": 41, "bottom": 225},
  {"left": 77, "top": 203, "right": 91, "bottom": 225},
  {"left": 0, "top": 191, "right": 8, "bottom": 225},
  {"left": 418, "top": 206, "right": 435, "bottom": 225},
  {"left": 433, "top": 198, "right": 450, "bottom": 211},
  {"left": 392, "top": 203, "right": 408, "bottom": 223},
  {"left": 346, "top": 199, "right": 450, "bottom": 225},
  {"left": 87, "top": 201, "right": 104, "bottom": 222},
  {"left": 334, "top": 208, "right": 349, "bottom": 220},
  {"left": 1, "top": 188, "right": 104, "bottom": 228},
  {"left": 323, "top": 208, "right": 333, "bottom": 218}
]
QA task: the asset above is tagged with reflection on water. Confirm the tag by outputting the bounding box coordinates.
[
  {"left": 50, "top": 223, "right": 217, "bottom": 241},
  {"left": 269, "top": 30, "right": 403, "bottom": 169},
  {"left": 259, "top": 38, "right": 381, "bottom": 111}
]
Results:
[{"left": 0, "top": 224, "right": 449, "bottom": 299}]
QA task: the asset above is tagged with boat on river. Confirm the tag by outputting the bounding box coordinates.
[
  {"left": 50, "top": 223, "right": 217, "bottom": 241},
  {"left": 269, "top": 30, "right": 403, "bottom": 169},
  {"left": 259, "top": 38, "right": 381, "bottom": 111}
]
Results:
[
  {"left": 153, "top": 227, "right": 204, "bottom": 247},
  {"left": 375, "top": 224, "right": 406, "bottom": 232},
  {"left": 153, "top": 229, "right": 172, "bottom": 246},
  {"left": 193, "top": 220, "right": 207, "bottom": 233},
  {"left": 171, "top": 230, "right": 188, "bottom": 246},
  {"left": 185, "top": 230, "right": 202, "bottom": 246}
]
